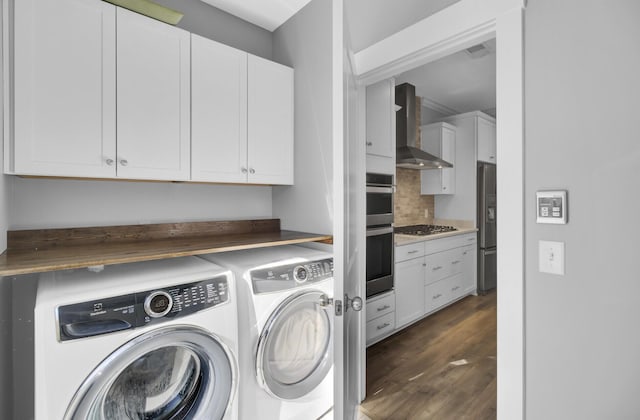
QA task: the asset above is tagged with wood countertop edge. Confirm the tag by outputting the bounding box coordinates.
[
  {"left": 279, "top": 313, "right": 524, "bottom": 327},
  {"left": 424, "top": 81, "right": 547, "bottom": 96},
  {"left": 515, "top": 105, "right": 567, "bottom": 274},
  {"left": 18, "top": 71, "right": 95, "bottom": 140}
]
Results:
[{"left": 0, "top": 232, "right": 333, "bottom": 277}]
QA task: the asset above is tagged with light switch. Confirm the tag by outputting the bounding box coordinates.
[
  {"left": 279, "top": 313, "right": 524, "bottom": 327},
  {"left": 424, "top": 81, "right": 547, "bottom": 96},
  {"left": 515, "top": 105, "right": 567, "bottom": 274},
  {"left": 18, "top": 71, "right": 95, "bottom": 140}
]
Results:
[{"left": 539, "top": 240, "right": 565, "bottom": 275}]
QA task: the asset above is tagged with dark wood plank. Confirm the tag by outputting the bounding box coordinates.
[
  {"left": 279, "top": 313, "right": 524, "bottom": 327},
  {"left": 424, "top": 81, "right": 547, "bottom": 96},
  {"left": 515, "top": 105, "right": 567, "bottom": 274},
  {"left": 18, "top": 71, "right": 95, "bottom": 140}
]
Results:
[
  {"left": 0, "top": 220, "right": 333, "bottom": 276},
  {"left": 362, "top": 292, "right": 497, "bottom": 420}
]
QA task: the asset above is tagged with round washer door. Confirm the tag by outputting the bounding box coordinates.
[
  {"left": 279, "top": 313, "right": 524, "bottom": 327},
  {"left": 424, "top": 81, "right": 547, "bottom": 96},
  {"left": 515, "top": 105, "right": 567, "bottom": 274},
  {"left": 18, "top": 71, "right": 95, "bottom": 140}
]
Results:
[
  {"left": 65, "top": 325, "right": 236, "bottom": 420},
  {"left": 256, "top": 290, "right": 333, "bottom": 400}
]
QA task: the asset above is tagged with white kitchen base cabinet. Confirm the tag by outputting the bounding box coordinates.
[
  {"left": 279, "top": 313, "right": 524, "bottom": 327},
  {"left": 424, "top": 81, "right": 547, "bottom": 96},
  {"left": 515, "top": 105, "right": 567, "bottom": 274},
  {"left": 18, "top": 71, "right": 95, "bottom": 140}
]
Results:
[
  {"left": 395, "top": 256, "right": 426, "bottom": 328},
  {"left": 116, "top": 8, "right": 191, "bottom": 181},
  {"left": 420, "top": 122, "right": 456, "bottom": 195},
  {"left": 366, "top": 290, "right": 396, "bottom": 346},
  {"left": 9, "top": 0, "right": 117, "bottom": 177},
  {"left": 390, "top": 233, "right": 478, "bottom": 338}
]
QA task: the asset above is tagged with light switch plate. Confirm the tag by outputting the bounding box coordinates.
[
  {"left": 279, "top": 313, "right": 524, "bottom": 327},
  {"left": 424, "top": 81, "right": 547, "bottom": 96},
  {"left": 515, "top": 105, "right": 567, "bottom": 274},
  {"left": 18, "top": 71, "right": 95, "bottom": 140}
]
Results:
[{"left": 539, "top": 240, "right": 565, "bottom": 275}]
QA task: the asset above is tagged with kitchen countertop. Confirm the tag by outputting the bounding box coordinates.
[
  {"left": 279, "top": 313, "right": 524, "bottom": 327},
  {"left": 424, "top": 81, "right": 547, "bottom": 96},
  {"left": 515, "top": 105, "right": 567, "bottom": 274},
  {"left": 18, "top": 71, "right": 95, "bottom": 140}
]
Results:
[{"left": 395, "top": 227, "right": 478, "bottom": 246}]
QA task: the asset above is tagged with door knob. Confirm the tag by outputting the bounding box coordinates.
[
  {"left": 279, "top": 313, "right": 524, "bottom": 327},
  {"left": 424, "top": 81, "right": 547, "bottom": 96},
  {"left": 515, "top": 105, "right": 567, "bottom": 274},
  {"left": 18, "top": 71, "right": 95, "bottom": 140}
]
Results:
[{"left": 345, "top": 294, "right": 363, "bottom": 312}]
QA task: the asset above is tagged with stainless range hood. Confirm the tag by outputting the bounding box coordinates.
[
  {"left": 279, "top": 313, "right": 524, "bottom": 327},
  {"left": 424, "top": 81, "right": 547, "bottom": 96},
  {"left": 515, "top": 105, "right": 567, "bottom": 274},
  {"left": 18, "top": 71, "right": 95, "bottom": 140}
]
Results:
[{"left": 395, "top": 83, "right": 453, "bottom": 169}]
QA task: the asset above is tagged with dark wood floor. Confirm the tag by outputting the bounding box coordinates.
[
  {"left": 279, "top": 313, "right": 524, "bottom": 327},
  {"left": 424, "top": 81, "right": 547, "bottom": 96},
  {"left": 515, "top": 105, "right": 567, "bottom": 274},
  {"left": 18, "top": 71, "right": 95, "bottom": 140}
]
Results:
[{"left": 361, "top": 291, "right": 497, "bottom": 420}]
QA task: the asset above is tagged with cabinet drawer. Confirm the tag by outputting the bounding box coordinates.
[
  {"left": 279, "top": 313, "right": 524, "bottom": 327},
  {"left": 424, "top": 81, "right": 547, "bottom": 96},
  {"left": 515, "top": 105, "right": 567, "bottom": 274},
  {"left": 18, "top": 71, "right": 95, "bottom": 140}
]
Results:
[
  {"left": 395, "top": 242, "right": 424, "bottom": 262},
  {"left": 424, "top": 278, "right": 451, "bottom": 314},
  {"left": 366, "top": 291, "right": 395, "bottom": 321},
  {"left": 448, "top": 273, "right": 466, "bottom": 300},
  {"left": 366, "top": 312, "right": 395, "bottom": 343},
  {"left": 424, "top": 251, "right": 451, "bottom": 284}
]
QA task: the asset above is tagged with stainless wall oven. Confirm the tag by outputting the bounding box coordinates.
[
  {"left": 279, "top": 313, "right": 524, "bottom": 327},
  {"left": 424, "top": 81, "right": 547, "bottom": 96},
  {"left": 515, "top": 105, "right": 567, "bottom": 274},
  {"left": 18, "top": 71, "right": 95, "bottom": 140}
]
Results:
[{"left": 366, "top": 173, "right": 394, "bottom": 298}]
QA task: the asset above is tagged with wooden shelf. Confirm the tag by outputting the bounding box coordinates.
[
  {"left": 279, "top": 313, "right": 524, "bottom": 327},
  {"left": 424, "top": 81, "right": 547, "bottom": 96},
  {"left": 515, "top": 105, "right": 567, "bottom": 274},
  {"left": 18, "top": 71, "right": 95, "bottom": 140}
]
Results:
[{"left": 0, "top": 219, "right": 333, "bottom": 276}]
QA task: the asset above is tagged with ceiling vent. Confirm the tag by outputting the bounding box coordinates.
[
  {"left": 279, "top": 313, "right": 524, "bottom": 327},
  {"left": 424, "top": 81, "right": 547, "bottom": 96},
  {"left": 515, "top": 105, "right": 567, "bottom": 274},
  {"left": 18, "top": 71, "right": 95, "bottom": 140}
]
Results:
[{"left": 465, "top": 43, "right": 490, "bottom": 59}]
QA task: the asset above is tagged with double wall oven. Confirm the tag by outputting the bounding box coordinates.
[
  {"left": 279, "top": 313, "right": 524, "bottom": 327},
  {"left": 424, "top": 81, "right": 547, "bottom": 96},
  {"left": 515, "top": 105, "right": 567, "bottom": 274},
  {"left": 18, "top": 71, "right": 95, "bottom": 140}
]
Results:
[{"left": 366, "top": 173, "right": 394, "bottom": 298}]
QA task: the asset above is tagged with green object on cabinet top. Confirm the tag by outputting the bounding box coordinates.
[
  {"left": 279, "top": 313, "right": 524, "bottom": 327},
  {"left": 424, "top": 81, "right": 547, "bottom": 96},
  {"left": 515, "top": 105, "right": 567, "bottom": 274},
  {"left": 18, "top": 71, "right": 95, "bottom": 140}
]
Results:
[{"left": 102, "top": 0, "right": 184, "bottom": 25}]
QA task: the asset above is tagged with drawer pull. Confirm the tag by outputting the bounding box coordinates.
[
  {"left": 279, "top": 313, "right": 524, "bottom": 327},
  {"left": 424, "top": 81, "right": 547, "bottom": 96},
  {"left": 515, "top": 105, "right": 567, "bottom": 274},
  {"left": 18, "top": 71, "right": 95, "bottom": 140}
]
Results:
[
  {"left": 377, "top": 305, "right": 390, "bottom": 312},
  {"left": 407, "top": 250, "right": 419, "bottom": 254},
  {"left": 452, "top": 286, "right": 460, "bottom": 291},
  {"left": 468, "top": 238, "right": 475, "bottom": 241},
  {"left": 432, "top": 293, "right": 442, "bottom": 299},
  {"left": 377, "top": 323, "right": 390, "bottom": 330},
  {"left": 432, "top": 266, "right": 443, "bottom": 271},
  {"left": 451, "top": 260, "right": 461, "bottom": 265}
]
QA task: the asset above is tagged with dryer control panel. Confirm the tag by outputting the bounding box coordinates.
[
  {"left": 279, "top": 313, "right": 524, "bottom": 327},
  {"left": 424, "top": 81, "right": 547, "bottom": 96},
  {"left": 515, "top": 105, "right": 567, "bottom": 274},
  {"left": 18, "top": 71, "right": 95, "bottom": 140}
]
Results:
[
  {"left": 56, "top": 275, "right": 229, "bottom": 342},
  {"left": 251, "top": 258, "right": 334, "bottom": 294}
]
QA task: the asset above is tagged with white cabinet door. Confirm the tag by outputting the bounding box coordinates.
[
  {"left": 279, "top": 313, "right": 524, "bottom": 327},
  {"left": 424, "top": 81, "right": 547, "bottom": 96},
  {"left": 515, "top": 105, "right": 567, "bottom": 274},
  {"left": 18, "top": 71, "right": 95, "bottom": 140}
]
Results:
[
  {"left": 461, "top": 244, "right": 477, "bottom": 293},
  {"left": 116, "top": 7, "right": 190, "bottom": 181},
  {"left": 477, "top": 117, "right": 496, "bottom": 164},
  {"left": 191, "top": 34, "right": 248, "bottom": 183},
  {"left": 420, "top": 123, "right": 456, "bottom": 195},
  {"left": 365, "top": 79, "right": 395, "bottom": 158},
  {"left": 395, "top": 257, "right": 426, "bottom": 328},
  {"left": 12, "top": 0, "right": 116, "bottom": 177},
  {"left": 247, "top": 55, "right": 294, "bottom": 185}
]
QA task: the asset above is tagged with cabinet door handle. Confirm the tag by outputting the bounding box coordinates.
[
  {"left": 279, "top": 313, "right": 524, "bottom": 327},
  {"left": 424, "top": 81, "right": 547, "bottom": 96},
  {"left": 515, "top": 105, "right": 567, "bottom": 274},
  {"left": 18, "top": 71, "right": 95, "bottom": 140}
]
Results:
[
  {"left": 433, "top": 293, "right": 442, "bottom": 299},
  {"left": 443, "top": 186, "right": 447, "bottom": 190},
  {"left": 249, "top": 168, "right": 256, "bottom": 174},
  {"left": 105, "top": 158, "right": 114, "bottom": 166},
  {"left": 377, "top": 322, "right": 390, "bottom": 330},
  {"left": 366, "top": 141, "right": 373, "bottom": 146},
  {"left": 490, "top": 156, "right": 495, "bottom": 159},
  {"left": 119, "top": 159, "right": 128, "bottom": 166},
  {"left": 422, "top": 263, "right": 427, "bottom": 267},
  {"left": 432, "top": 266, "right": 442, "bottom": 271},
  {"left": 377, "top": 305, "right": 390, "bottom": 312},
  {"left": 452, "top": 286, "right": 460, "bottom": 291},
  {"left": 241, "top": 167, "right": 248, "bottom": 174}
]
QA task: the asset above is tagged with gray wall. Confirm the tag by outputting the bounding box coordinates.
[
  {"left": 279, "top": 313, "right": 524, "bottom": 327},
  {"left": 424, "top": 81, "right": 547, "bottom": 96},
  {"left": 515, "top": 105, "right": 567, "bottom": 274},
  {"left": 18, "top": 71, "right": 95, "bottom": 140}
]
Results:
[
  {"left": 525, "top": 1, "right": 640, "bottom": 418},
  {"left": 9, "top": 177, "right": 272, "bottom": 229},
  {"left": 153, "top": 0, "right": 273, "bottom": 59},
  {"left": 271, "top": 0, "right": 334, "bottom": 234}
]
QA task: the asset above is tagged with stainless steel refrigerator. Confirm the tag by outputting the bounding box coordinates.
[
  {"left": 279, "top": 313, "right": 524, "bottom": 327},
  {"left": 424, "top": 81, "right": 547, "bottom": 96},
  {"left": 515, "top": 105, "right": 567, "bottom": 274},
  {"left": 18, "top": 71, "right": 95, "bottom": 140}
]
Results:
[{"left": 477, "top": 162, "right": 497, "bottom": 293}]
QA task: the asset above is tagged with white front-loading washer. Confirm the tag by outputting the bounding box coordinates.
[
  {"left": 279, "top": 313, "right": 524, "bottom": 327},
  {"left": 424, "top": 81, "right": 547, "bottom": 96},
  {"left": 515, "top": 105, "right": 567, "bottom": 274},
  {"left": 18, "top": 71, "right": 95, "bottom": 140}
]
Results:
[
  {"left": 199, "top": 245, "right": 334, "bottom": 420},
  {"left": 34, "top": 256, "right": 239, "bottom": 420}
]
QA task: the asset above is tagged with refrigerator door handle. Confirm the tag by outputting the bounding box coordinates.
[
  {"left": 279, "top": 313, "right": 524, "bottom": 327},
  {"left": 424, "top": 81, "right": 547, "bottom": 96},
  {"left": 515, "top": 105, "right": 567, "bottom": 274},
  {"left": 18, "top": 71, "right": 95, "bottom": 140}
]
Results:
[{"left": 483, "top": 248, "right": 497, "bottom": 256}]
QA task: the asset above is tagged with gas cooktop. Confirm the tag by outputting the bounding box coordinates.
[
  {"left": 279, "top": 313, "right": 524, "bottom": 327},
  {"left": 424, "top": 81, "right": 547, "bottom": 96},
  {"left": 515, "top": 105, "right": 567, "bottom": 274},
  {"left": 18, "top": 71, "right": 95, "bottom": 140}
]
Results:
[{"left": 394, "top": 224, "right": 458, "bottom": 236}]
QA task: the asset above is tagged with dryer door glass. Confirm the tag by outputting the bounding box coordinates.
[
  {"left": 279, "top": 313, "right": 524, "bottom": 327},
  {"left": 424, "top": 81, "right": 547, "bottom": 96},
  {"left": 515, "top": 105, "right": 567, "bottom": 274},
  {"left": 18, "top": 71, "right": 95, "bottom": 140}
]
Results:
[
  {"left": 257, "top": 290, "right": 333, "bottom": 400},
  {"left": 65, "top": 326, "right": 236, "bottom": 420}
]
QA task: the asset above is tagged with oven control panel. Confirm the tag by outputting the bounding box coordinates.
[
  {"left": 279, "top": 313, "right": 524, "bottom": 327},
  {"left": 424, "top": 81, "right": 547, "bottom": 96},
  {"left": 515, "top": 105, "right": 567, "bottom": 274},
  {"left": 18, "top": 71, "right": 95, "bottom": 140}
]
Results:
[
  {"left": 251, "top": 258, "right": 334, "bottom": 294},
  {"left": 56, "top": 275, "right": 229, "bottom": 342}
]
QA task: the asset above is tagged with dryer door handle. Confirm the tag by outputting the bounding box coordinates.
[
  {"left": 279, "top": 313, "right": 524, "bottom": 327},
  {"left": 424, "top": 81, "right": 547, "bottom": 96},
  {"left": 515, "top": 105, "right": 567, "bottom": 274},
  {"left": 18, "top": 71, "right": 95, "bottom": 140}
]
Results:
[{"left": 62, "top": 319, "right": 132, "bottom": 339}]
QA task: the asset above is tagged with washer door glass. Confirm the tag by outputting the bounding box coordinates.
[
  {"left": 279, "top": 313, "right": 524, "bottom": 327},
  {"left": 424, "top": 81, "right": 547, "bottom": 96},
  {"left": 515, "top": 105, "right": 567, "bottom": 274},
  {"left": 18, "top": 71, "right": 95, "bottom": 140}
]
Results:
[
  {"left": 257, "top": 290, "right": 333, "bottom": 400},
  {"left": 66, "top": 326, "right": 236, "bottom": 420}
]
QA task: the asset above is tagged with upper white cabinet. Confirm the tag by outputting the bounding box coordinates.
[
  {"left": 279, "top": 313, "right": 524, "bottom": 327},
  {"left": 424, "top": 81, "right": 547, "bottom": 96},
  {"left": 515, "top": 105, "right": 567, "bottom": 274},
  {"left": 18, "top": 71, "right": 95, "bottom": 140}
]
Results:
[
  {"left": 420, "top": 122, "right": 456, "bottom": 195},
  {"left": 366, "top": 79, "right": 395, "bottom": 158},
  {"left": 6, "top": 2, "right": 294, "bottom": 185},
  {"left": 191, "top": 38, "right": 293, "bottom": 185},
  {"left": 10, "top": 0, "right": 116, "bottom": 177},
  {"left": 191, "top": 35, "right": 248, "bottom": 183},
  {"left": 477, "top": 116, "right": 497, "bottom": 164},
  {"left": 247, "top": 55, "right": 294, "bottom": 185},
  {"left": 116, "top": 8, "right": 191, "bottom": 181}
]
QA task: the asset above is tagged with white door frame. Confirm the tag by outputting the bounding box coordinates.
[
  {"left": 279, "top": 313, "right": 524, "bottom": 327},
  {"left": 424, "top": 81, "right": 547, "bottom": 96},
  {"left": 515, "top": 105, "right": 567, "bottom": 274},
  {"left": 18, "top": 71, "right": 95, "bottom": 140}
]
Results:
[{"left": 352, "top": 1, "right": 526, "bottom": 418}]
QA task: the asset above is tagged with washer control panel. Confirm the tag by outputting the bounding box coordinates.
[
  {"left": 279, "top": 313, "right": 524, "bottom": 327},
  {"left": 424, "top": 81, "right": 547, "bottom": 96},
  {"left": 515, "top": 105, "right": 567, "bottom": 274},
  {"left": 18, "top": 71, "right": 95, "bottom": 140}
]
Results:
[
  {"left": 57, "top": 275, "right": 229, "bottom": 342},
  {"left": 251, "top": 258, "right": 334, "bottom": 294}
]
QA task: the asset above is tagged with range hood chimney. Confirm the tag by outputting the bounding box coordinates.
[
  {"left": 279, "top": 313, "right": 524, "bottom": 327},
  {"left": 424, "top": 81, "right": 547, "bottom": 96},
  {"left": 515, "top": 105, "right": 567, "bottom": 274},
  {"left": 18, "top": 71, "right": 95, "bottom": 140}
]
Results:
[{"left": 395, "top": 83, "right": 453, "bottom": 170}]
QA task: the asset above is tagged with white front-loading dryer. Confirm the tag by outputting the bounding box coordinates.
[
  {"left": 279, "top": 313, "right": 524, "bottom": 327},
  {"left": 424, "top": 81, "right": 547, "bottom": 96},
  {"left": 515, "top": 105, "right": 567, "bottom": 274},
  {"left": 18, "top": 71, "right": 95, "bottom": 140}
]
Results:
[
  {"left": 34, "top": 256, "right": 239, "bottom": 420},
  {"left": 199, "top": 245, "right": 334, "bottom": 420}
]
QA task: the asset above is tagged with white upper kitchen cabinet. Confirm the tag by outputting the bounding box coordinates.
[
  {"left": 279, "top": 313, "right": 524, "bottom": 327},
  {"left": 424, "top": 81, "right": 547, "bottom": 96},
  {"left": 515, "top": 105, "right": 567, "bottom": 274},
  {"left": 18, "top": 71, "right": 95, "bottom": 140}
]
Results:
[
  {"left": 9, "top": 0, "right": 117, "bottom": 177},
  {"left": 247, "top": 55, "right": 294, "bottom": 185},
  {"left": 477, "top": 117, "right": 497, "bottom": 164},
  {"left": 191, "top": 34, "right": 248, "bottom": 183},
  {"left": 365, "top": 79, "right": 395, "bottom": 159},
  {"left": 116, "top": 7, "right": 191, "bottom": 181},
  {"left": 420, "top": 122, "right": 456, "bottom": 195}
]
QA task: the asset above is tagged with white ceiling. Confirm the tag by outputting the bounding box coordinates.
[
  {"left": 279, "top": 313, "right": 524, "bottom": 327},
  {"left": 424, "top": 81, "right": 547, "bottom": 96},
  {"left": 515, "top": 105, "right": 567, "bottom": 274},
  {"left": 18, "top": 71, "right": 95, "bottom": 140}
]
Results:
[
  {"left": 199, "top": 0, "right": 313, "bottom": 31},
  {"left": 395, "top": 39, "right": 496, "bottom": 117}
]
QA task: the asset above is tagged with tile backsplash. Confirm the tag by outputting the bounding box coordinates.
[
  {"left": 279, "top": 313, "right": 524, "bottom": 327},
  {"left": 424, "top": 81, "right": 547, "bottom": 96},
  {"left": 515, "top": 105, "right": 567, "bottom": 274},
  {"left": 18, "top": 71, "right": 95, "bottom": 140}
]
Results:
[{"left": 395, "top": 168, "right": 434, "bottom": 226}]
